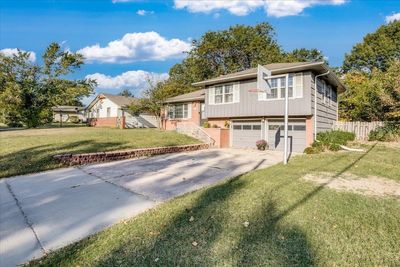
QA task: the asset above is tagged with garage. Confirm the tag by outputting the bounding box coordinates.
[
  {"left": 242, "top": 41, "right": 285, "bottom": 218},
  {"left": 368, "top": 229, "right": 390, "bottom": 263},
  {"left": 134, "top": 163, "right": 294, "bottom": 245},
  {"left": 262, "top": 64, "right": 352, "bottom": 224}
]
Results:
[
  {"left": 231, "top": 121, "right": 262, "bottom": 148},
  {"left": 267, "top": 120, "right": 307, "bottom": 152}
]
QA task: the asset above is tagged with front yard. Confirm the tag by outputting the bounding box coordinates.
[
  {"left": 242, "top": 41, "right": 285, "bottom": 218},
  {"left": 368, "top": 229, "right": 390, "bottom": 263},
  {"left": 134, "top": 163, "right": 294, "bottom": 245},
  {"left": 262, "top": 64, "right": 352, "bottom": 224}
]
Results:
[
  {"left": 0, "top": 127, "right": 199, "bottom": 178},
  {"left": 28, "top": 143, "right": 400, "bottom": 266}
]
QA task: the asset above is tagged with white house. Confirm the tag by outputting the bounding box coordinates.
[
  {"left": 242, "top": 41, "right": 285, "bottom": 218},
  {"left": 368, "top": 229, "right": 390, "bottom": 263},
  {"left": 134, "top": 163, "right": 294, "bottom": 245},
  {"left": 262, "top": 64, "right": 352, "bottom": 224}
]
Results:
[{"left": 86, "top": 94, "right": 157, "bottom": 128}]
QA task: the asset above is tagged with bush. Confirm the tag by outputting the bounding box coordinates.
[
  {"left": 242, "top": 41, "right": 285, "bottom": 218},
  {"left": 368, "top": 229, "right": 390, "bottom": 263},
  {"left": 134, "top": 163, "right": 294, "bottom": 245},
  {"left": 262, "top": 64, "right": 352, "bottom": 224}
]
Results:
[
  {"left": 224, "top": 120, "right": 230, "bottom": 128},
  {"left": 202, "top": 121, "right": 211, "bottom": 128},
  {"left": 211, "top": 124, "right": 219, "bottom": 128},
  {"left": 256, "top": 139, "right": 268, "bottom": 150},
  {"left": 304, "top": 130, "right": 355, "bottom": 154},
  {"left": 68, "top": 115, "right": 80, "bottom": 123},
  {"left": 317, "top": 130, "right": 355, "bottom": 146},
  {"left": 368, "top": 121, "right": 400, "bottom": 141}
]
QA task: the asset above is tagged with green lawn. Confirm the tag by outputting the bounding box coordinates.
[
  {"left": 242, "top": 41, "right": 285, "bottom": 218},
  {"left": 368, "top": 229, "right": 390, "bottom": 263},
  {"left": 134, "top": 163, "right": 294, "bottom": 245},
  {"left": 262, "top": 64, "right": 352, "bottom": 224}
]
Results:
[
  {"left": 0, "top": 127, "right": 199, "bottom": 178},
  {"left": 28, "top": 144, "right": 400, "bottom": 266}
]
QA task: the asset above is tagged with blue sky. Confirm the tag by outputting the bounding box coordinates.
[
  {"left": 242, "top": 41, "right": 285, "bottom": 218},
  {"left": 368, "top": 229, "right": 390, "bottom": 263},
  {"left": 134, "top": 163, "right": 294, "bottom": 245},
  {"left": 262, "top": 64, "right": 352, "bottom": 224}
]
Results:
[{"left": 1, "top": 0, "right": 399, "bottom": 101}]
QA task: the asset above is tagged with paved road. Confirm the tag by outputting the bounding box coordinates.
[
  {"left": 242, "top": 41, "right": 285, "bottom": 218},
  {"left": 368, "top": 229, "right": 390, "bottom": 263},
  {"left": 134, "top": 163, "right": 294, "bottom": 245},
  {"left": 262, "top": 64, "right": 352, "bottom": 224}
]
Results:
[{"left": 0, "top": 148, "right": 283, "bottom": 266}]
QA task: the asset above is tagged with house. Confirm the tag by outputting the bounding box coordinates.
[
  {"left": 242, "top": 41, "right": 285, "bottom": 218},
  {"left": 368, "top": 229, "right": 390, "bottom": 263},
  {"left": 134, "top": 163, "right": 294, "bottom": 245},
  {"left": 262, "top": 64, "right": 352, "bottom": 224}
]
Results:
[
  {"left": 86, "top": 93, "right": 157, "bottom": 128},
  {"left": 163, "top": 61, "right": 346, "bottom": 152},
  {"left": 52, "top": 106, "right": 85, "bottom": 123}
]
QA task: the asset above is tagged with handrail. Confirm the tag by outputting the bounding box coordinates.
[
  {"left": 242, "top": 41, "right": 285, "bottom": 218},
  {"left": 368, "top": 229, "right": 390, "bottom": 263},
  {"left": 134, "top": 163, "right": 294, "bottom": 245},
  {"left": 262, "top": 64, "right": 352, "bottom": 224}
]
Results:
[{"left": 176, "top": 122, "right": 216, "bottom": 146}]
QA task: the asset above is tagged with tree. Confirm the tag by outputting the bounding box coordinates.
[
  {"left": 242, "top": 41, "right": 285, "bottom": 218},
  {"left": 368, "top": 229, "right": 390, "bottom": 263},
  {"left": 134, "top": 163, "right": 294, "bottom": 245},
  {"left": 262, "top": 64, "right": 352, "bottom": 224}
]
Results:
[
  {"left": 342, "top": 21, "right": 400, "bottom": 73},
  {"left": 0, "top": 43, "right": 95, "bottom": 127},
  {"left": 119, "top": 89, "right": 134, "bottom": 97},
  {"left": 162, "top": 23, "right": 324, "bottom": 98},
  {"left": 285, "top": 48, "right": 325, "bottom": 63},
  {"left": 129, "top": 77, "right": 171, "bottom": 128},
  {"left": 340, "top": 60, "right": 400, "bottom": 121}
]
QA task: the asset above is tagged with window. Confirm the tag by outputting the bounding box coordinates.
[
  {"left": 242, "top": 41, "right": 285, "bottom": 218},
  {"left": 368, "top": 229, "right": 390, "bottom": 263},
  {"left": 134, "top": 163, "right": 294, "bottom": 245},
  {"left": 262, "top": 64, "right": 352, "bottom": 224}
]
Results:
[
  {"left": 267, "top": 75, "right": 294, "bottom": 100},
  {"left": 332, "top": 87, "right": 337, "bottom": 102},
  {"left": 233, "top": 125, "right": 242, "bottom": 130},
  {"left": 96, "top": 109, "right": 100, "bottom": 118},
  {"left": 267, "top": 78, "right": 278, "bottom": 99},
  {"left": 253, "top": 125, "right": 261, "bottom": 130},
  {"left": 293, "top": 125, "right": 306, "bottom": 131},
  {"left": 106, "top": 107, "right": 111, "bottom": 117},
  {"left": 269, "top": 125, "right": 280, "bottom": 130},
  {"left": 243, "top": 125, "right": 252, "bottom": 130},
  {"left": 325, "top": 84, "right": 331, "bottom": 105},
  {"left": 214, "top": 84, "right": 234, "bottom": 104},
  {"left": 168, "top": 104, "right": 189, "bottom": 119}
]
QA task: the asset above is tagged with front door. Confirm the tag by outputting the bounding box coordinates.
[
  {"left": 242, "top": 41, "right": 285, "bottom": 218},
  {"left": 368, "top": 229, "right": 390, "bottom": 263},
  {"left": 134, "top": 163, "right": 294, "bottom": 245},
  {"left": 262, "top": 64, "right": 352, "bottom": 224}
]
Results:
[{"left": 200, "top": 103, "right": 206, "bottom": 125}]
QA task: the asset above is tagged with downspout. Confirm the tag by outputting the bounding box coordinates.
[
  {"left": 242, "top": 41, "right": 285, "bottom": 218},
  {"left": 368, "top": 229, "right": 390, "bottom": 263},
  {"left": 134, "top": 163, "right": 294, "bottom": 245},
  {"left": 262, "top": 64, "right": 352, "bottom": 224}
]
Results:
[{"left": 314, "top": 71, "right": 330, "bottom": 140}]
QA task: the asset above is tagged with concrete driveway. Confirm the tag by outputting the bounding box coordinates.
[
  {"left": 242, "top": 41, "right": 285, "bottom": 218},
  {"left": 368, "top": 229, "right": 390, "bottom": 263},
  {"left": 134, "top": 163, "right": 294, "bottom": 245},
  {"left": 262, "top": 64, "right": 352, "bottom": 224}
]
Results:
[{"left": 0, "top": 148, "right": 283, "bottom": 266}]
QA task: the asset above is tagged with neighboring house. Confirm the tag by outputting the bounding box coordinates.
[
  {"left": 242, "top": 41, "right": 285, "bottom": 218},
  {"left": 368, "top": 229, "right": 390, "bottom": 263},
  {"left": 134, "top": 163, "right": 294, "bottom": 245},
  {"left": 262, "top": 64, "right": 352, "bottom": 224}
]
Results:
[
  {"left": 52, "top": 106, "right": 85, "bottom": 123},
  {"left": 86, "top": 93, "right": 157, "bottom": 128},
  {"left": 163, "top": 61, "right": 346, "bottom": 152}
]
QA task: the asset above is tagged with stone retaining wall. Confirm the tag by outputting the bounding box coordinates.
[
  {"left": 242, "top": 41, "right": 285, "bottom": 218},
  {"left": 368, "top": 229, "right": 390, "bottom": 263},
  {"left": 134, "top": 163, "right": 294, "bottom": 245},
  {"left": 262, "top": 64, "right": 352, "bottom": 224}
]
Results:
[{"left": 54, "top": 143, "right": 210, "bottom": 166}]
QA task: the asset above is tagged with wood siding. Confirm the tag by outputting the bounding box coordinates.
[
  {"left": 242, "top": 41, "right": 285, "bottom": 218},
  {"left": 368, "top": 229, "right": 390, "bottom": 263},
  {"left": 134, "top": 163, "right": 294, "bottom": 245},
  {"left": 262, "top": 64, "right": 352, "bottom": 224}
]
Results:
[
  {"left": 205, "top": 73, "right": 312, "bottom": 118},
  {"left": 310, "top": 72, "right": 338, "bottom": 133}
]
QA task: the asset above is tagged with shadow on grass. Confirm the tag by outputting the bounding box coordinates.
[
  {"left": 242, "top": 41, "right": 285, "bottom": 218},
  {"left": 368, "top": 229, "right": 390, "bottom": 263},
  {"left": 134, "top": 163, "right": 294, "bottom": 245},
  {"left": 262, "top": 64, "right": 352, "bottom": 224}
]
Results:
[
  {"left": 0, "top": 140, "right": 125, "bottom": 178},
  {"left": 29, "top": 145, "right": 377, "bottom": 266}
]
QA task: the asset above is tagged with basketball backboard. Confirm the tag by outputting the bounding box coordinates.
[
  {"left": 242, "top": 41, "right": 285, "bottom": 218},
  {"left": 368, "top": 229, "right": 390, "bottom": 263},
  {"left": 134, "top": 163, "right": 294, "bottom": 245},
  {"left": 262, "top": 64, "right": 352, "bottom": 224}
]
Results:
[{"left": 257, "top": 64, "right": 272, "bottom": 94}]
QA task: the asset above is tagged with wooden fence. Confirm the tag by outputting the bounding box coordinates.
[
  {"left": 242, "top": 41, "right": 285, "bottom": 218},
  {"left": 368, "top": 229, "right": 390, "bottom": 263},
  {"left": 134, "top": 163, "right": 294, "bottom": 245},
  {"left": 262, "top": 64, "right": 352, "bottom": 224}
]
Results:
[{"left": 332, "top": 121, "right": 384, "bottom": 140}]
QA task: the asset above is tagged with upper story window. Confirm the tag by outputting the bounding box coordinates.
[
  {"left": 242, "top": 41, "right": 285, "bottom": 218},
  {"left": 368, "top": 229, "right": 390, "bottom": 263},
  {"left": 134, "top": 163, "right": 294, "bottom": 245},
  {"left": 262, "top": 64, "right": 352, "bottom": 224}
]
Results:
[
  {"left": 168, "top": 103, "right": 190, "bottom": 119},
  {"left": 262, "top": 73, "right": 300, "bottom": 101},
  {"left": 209, "top": 83, "right": 239, "bottom": 105},
  {"left": 215, "top": 84, "right": 233, "bottom": 104}
]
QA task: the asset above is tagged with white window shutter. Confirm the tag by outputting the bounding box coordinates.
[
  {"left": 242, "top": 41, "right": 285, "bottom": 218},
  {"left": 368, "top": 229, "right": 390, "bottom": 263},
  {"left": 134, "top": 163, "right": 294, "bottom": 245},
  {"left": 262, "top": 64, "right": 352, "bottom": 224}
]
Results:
[
  {"left": 208, "top": 87, "right": 215, "bottom": 105},
  {"left": 233, "top": 82, "right": 240, "bottom": 103},
  {"left": 294, "top": 73, "right": 303, "bottom": 98},
  {"left": 187, "top": 103, "right": 192, "bottom": 118}
]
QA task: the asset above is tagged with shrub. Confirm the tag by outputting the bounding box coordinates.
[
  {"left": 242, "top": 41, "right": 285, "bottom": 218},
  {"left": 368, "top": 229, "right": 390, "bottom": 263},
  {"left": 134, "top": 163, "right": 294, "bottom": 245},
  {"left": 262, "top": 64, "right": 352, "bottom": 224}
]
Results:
[
  {"left": 68, "top": 115, "right": 80, "bottom": 123},
  {"left": 211, "top": 124, "right": 219, "bottom": 128},
  {"left": 305, "top": 130, "right": 355, "bottom": 154},
  {"left": 317, "top": 130, "right": 355, "bottom": 146},
  {"left": 202, "top": 121, "right": 211, "bottom": 128},
  {"left": 224, "top": 120, "right": 230, "bottom": 128},
  {"left": 368, "top": 121, "right": 400, "bottom": 141},
  {"left": 256, "top": 140, "right": 268, "bottom": 150}
]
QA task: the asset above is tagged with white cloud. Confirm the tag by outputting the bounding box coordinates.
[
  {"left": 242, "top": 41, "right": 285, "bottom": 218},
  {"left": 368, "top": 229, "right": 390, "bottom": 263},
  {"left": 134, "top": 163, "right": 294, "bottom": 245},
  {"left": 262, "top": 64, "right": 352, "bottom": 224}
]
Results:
[
  {"left": 86, "top": 70, "right": 169, "bottom": 91},
  {"left": 0, "top": 48, "right": 36, "bottom": 62},
  {"left": 386, "top": 13, "right": 400, "bottom": 23},
  {"left": 78, "top": 32, "right": 191, "bottom": 63},
  {"left": 174, "top": 0, "right": 346, "bottom": 17},
  {"left": 137, "top": 9, "right": 154, "bottom": 16}
]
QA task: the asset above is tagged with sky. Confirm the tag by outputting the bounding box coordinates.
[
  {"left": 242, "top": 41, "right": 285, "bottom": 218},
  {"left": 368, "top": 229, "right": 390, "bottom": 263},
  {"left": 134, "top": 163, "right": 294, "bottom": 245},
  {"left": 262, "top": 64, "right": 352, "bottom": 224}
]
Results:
[{"left": 1, "top": 0, "right": 399, "bottom": 103}]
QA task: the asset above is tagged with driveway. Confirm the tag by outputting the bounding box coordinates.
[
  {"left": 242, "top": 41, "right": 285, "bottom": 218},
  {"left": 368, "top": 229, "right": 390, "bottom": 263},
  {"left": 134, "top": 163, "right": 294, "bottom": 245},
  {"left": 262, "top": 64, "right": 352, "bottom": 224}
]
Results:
[{"left": 0, "top": 148, "right": 283, "bottom": 266}]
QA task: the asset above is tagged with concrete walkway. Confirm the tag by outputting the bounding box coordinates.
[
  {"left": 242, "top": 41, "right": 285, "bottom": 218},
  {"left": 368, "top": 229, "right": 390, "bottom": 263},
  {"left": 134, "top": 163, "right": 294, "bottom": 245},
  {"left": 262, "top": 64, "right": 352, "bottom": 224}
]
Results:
[{"left": 0, "top": 148, "right": 283, "bottom": 266}]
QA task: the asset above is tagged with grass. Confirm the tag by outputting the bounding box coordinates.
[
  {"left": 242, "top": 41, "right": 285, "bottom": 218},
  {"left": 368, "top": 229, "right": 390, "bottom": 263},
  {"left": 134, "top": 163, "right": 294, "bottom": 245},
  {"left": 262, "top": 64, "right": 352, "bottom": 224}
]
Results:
[
  {"left": 28, "top": 144, "right": 400, "bottom": 266},
  {"left": 0, "top": 127, "right": 199, "bottom": 178}
]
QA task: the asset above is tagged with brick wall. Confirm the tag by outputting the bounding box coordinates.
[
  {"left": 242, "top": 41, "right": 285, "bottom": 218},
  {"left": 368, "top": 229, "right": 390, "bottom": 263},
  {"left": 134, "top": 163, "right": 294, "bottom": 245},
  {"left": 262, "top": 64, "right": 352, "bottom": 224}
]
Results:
[
  {"left": 203, "top": 128, "right": 230, "bottom": 148},
  {"left": 88, "top": 117, "right": 119, "bottom": 128},
  {"left": 54, "top": 143, "right": 210, "bottom": 166},
  {"left": 163, "top": 101, "right": 202, "bottom": 130}
]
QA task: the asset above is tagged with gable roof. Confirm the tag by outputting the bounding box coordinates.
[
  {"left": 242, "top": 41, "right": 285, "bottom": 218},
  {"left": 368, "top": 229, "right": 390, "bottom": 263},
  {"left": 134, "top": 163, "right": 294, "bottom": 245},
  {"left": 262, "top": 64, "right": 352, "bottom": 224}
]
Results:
[
  {"left": 165, "top": 89, "right": 205, "bottom": 103},
  {"left": 86, "top": 93, "right": 137, "bottom": 110},
  {"left": 192, "top": 61, "right": 346, "bottom": 93}
]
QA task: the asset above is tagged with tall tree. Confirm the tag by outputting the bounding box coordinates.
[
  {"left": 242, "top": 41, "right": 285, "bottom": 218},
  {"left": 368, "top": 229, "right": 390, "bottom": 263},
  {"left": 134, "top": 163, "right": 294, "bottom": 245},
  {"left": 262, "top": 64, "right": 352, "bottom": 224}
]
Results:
[
  {"left": 342, "top": 21, "right": 400, "bottom": 73},
  {"left": 340, "top": 60, "right": 400, "bottom": 121},
  {"left": 285, "top": 48, "right": 325, "bottom": 63},
  {"left": 0, "top": 43, "right": 95, "bottom": 127}
]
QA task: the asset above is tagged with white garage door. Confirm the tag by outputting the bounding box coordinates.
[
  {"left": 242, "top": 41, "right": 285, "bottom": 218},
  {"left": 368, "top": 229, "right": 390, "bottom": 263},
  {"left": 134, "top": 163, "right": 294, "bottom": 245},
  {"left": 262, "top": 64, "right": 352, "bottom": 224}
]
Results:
[
  {"left": 232, "top": 121, "right": 262, "bottom": 149},
  {"left": 268, "top": 120, "right": 306, "bottom": 152}
]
